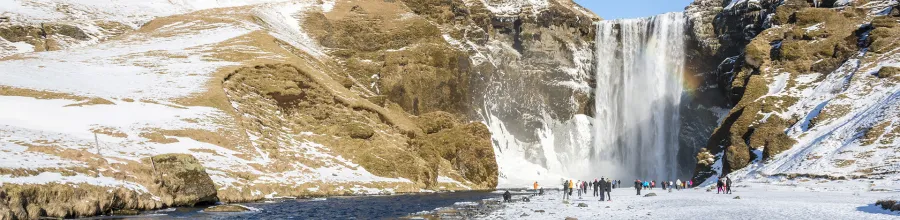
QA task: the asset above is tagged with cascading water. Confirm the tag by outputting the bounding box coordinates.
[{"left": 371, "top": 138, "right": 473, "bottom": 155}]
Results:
[
  {"left": 483, "top": 12, "right": 687, "bottom": 187},
  {"left": 592, "top": 12, "right": 686, "bottom": 181}
]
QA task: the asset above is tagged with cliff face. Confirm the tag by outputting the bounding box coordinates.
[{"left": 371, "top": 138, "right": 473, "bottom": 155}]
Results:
[
  {"left": 0, "top": 0, "right": 594, "bottom": 218},
  {"left": 687, "top": 0, "right": 900, "bottom": 184},
  {"left": 429, "top": 0, "right": 598, "bottom": 185}
]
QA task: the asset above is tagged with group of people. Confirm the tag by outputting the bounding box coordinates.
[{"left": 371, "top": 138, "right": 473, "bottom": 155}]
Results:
[
  {"left": 558, "top": 179, "right": 616, "bottom": 201},
  {"left": 523, "top": 175, "right": 736, "bottom": 205},
  {"left": 716, "top": 176, "right": 733, "bottom": 194},
  {"left": 523, "top": 175, "right": 737, "bottom": 205},
  {"left": 632, "top": 179, "right": 694, "bottom": 195}
]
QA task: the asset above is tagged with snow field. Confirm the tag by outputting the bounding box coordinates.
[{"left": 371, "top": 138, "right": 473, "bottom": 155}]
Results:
[{"left": 483, "top": 183, "right": 900, "bottom": 219}]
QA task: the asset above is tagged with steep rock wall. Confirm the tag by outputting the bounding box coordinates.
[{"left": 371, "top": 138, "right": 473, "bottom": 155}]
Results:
[{"left": 688, "top": 0, "right": 900, "bottom": 185}]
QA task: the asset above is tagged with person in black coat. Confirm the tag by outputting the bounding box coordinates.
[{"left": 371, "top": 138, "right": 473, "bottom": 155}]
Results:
[
  {"left": 562, "top": 180, "right": 569, "bottom": 199},
  {"left": 604, "top": 178, "right": 612, "bottom": 201},
  {"left": 503, "top": 190, "right": 512, "bottom": 202},
  {"left": 634, "top": 179, "right": 642, "bottom": 195},
  {"left": 593, "top": 179, "right": 600, "bottom": 197},
  {"left": 716, "top": 178, "right": 724, "bottom": 194},
  {"left": 726, "top": 177, "right": 733, "bottom": 194},
  {"left": 598, "top": 178, "right": 607, "bottom": 200}
]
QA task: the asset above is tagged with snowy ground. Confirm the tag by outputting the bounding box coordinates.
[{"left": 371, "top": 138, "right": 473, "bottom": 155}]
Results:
[{"left": 483, "top": 184, "right": 900, "bottom": 219}]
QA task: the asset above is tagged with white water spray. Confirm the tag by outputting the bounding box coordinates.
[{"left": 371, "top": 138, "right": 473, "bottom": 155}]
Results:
[{"left": 592, "top": 12, "right": 686, "bottom": 180}]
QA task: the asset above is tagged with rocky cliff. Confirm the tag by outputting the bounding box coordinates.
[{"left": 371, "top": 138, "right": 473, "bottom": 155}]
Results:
[
  {"left": 686, "top": 0, "right": 900, "bottom": 185},
  {"left": 0, "top": 0, "right": 594, "bottom": 218}
]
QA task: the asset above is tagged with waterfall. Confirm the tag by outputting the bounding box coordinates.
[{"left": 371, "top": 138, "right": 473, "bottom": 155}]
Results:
[
  {"left": 484, "top": 12, "right": 687, "bottom": 187},
  {"left": 592, "top": 12, "right": 686, "bottom": 181}
]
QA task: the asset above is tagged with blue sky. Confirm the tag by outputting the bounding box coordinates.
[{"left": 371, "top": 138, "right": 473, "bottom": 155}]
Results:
[{"left": 574, "top": 0, "right": 695, "bottom": 20}]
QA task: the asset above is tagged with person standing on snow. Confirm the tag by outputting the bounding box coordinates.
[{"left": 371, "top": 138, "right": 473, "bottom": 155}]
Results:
[
  {"left": 676, "top": 179, "right": 682, "bottom": 190},
  {"left": 582, "top": 181, "right": 588, "bottom": 195},
  {"left": 605, "top": 178, "right": 612, "bottom": 201},
  {"left": 593, "top": 179, "right": 600, "bottom": 197},
  {"left": 576, "top": 180, "right": 582, "bottom": 198},
  {"left": 534, "top": 181, "right": 539, "bottom": 196},
  {"left": 569, "top": 179, "right": 575, "bottom": 198},
  {"left": 598, "top": 178, "right": 606, "bottom": 200},
  {"left": 651, "top": 180, "right": 655, "bottom": 190},
  {"left": 726, "top": 177, "right": 733, "bottom": 194},
  {"left": 634, "top": 179, "right": 642, "bottom": 195},
  {"left": 563, "top": 180, "right": 570, "bottom": 200},
  {"left": 716, "top": 178, "right": 724, "bottom": 194}
]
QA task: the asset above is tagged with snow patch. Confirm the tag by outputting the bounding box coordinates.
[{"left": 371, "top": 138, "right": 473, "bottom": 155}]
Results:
[{"left": 0, "top": 172, "right": 149, "bottom": 193}]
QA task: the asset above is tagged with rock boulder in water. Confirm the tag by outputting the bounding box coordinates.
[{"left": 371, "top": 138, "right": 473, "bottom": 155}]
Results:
[
  {"left": 110, "top": 209, "right": 140, "bottom": 215},
  {"left": 204, "top": 204, "right": 251, "bottom": 212},
  {"left": 151, "top": 154, "right": 218, "bottom": 206}
]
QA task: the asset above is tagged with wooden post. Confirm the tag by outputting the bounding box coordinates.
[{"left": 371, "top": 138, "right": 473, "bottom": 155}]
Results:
[
  {"left": 94, "top": 132, "right": 100, "bottom": 177},
  {"left": 94, "top": 132, "right": 100, "bottom": 156},
  {"left": 150, "top": 157, "right": 157, "bottom": 177}
]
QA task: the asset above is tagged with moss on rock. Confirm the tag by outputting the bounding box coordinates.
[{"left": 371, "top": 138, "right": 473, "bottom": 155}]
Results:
[
  {"left": 0, "top": 184, "right": 163, "bottom": 219},
  {"left": 725, "top": 144, "right": 751, "bottom": 173},
  {"left": 748, "top": 118, "right": 797, "bottom": 160},
  {"left": 877, "top": 66, "right": 900, "bottom": 79},
  {"left": 303, "top": 6, "right": 471, "bottom": 116},
  {"left": 412, "top": 123, "right": 498, "bottom": 189},
  {"left": 150, "top": 154, "right": 218, "bottom": 206},
  {"left": 744, "top": 38, "right": 771, "bottom": 68},
  {"left": 346, "top": 123, "right": 375, "bottom": 139},
  {"left": 416, "top": 111, "right": 459, "bottom": 134}
]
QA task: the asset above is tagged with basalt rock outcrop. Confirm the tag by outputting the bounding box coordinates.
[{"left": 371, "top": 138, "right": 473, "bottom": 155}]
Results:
[
  {"left": 688, "top": 0, "right": 900, "bottom": 183},
  {"left": 0, "top": 154, "right": 216, "bottom": 219}
]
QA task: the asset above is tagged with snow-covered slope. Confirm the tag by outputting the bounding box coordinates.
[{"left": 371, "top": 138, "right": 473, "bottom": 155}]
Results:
[
  {"left": 0, "top": 0, "right": 434, "bottom": 200},
  {"left": 0, "top": 1, "right": 511, "bottom": 218},
  {"left": 0, "top": 0, "right": 304, "bottom": 57},
  {"left": 689, "top": 0, "right": 900, "bottom": 189}
]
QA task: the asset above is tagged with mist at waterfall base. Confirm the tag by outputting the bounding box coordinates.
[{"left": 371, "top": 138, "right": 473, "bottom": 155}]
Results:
[{"left": 486, "top": 13, "right": 689, "bottom": 188}]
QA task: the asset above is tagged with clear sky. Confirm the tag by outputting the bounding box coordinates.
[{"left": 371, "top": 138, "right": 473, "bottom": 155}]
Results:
[{"left": 574, "top": 0, "right": 696, "bottom": 20}]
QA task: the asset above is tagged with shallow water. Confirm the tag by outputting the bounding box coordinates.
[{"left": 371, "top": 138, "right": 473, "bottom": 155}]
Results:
[{"left": 89, "top": 191, "right": 500, "bottom": 220}]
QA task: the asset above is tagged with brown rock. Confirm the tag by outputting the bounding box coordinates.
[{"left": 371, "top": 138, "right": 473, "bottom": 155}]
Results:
[
  {"left": 204, "top": 204, "right": 251, "bottom": 212},
  {"left": 150, "top": 154, "right": 218, "bottom": 206}
]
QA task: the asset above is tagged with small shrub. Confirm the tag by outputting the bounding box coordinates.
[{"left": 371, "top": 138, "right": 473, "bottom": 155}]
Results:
[
  {"left": 779, "top": 41, "right": 807, "bottom": 61},
  {"left": 869, "top": 28, "right": 900, "bottom": 53},
  {"left": 876, "top": 200, "right": 898, "bottom": 210},
  {"left": 696, "top": 148, "right": 716, "bottom": 167},
  {"left": 877, "top": 66, "right": 900, "bottom": 79},
  {"left": 872, "top": 16, "right": 898, "bottom": 28},
  {"left": 794, "top": 8, "right": 837, "bottom": 26},
  {"left": 744, "top": 39, "right": 771, "bottom": 68}
]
